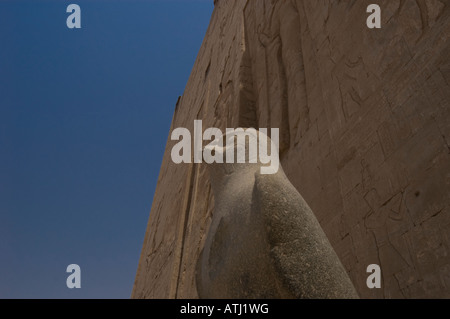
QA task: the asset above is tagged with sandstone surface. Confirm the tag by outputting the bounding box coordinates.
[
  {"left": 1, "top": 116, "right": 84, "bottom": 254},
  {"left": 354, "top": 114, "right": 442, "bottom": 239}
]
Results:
[{"left": 133, "top": 0, "right": 450, "bottom": 298}]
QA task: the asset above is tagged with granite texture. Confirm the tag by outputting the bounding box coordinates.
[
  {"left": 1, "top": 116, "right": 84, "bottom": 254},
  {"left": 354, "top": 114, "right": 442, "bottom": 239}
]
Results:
[{"left": 196, "top": 131, "right": 358, "bottom": 298}]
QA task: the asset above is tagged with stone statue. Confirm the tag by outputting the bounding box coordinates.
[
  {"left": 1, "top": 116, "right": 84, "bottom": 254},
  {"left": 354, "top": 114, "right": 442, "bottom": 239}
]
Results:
[{"left": 196, "top": 129, "right": 359, "bottom": 298}]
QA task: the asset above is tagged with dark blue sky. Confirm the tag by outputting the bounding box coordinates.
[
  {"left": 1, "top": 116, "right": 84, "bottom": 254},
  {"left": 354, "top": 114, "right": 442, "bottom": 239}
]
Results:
[{"left": 0, "top": 0, "right": 213, "bottom": 298}]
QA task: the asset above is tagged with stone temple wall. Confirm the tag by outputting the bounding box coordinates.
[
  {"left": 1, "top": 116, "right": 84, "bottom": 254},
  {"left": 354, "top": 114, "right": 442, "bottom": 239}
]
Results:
[{"left": 132, "top": 0, "right": 450, "bottom": 298}]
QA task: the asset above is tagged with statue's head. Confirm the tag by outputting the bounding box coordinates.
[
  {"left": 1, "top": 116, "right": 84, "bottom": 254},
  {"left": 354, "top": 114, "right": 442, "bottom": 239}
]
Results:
[{"left": 203, "top": 128, "right": 280, "bottom": 188}]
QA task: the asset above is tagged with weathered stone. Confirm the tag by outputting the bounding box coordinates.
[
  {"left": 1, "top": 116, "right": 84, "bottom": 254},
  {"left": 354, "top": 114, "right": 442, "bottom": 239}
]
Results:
[
  {"left": 133, "top": 0, "right": 450, "bottom": 298},
  {"left": 196, "top": 130, "right": 358, "bottom": 298}
]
